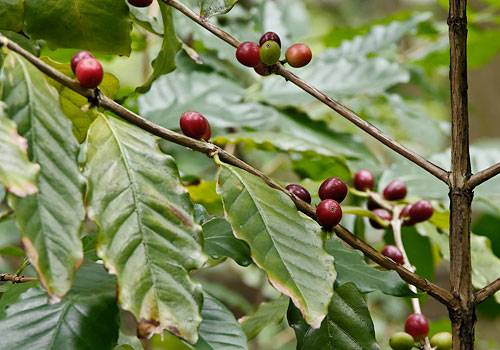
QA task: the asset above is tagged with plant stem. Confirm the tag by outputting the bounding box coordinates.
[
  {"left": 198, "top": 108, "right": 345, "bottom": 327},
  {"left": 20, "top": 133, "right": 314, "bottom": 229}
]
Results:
[{"left": 14, "top": 258, "right": 30, "bottom": 276}]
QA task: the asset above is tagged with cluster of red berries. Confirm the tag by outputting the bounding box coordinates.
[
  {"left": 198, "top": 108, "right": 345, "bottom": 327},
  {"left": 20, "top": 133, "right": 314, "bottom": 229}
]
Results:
[
  {"left": 236, "top": 32, "right": 312, "bottom": 75},
  {"left": 127, "top": 0, "right": 153, "bottom": 7},
  {"left": 390, "top": 313, "right": 451, "bottom": 350},
  {"left": 179, "top": 111, "right": 211, "bottom": 141},
  {"left": 71, "top": 51, "right": 104, "bottom": 89}
]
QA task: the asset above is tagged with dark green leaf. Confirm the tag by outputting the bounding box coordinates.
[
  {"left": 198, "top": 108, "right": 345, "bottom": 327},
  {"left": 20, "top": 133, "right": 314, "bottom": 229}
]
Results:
[
  {"left": 240, "top": 294, "right": 289, "bottom": 340},
  {"left": 0, "top": 31, "right": 40, "bottom": 56},
  {"left": 0, "top": 281, "right": 38, "bottom": 319},
  {"left": 202, "top": 217, "right": 252, "bottom": 266},
  {"left": 84, "top": 114, "right": 206, "bottom": 343},
  {"left": 0, "top": 263, "right": 119, "bottom": 350},
  {"left": 326, "top": 237, "right": 414, "bottom": 297},
  {"left": 0, "top": 1, "right": 23, "bottom": 32}
]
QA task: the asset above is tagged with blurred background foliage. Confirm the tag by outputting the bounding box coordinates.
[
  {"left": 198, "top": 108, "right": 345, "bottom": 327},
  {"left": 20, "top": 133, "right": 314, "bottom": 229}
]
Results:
[{"left": 2, "top": 0, "right": 500, "bottom": 349}]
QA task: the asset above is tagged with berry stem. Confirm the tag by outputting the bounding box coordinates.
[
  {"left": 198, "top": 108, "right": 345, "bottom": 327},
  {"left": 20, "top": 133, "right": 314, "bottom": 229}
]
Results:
[{"left": 391, "top": 207, "right": 432, "bottom": 350}]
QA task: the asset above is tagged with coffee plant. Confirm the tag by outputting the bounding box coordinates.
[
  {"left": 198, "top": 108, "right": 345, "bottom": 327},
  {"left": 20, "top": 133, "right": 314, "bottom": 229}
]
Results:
[{"left": 0, "top": 0, "right": 499, "bottom": 349}]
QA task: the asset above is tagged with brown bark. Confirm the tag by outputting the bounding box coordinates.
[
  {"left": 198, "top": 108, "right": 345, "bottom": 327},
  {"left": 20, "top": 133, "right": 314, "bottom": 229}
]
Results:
[{"left": 448, "top": 0, "right": 476, "bottom": 349}]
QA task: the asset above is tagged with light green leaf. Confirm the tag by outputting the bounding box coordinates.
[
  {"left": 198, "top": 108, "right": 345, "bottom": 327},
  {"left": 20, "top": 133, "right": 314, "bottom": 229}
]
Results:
[
  {"left": 200, "top": 0, "right": 238, "bottom": 18},
  {"left": 0, "top": 102, "right": 39, "bottom": 197},
  {"left": 0, "top": 245, "right": 25, "bottom": 257},
  {"left": 128, "top": 6, "right": 164, "bottom": 36},
  {"left": 217, "top": 163, "right": 335, "bottom": 327},
  {"left": 0, "top": 263, "right": 120, "bottom": 350},
  {"left": 1, "top": 53, "right": 86, "bottom": 300},
  {"left": 84, "top": 114, "right": 206, "bottom": 343},
  {"left": 0, "top": 1, "right": 23, "bottom": 32},
  {"left": 136, "top": 4, "right": 181, "bottom": 94},
  {"left": 202, "top": 217, "right": 252, "bottom": 266},
  {"left": 24, "top": 0, "right": 132, "bottom": 55},
  {"left": 240, "top": 294, "right": 289, "bottom": 340},
  {"left": 194, "top": 292, "right": 248, "bottom": 350},
  {"left": 289, "top": 282, "right": 381, "bottom": 350},
  {"left": 325, "top": 236, "right": 414, "bottom": 297},
  {"left": 40, "top": 56, "right": 119, "bottom": 143}
]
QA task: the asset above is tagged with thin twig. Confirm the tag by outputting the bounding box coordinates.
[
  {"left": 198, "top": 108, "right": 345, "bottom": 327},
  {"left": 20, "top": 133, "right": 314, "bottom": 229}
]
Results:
[
  {"left": 0, "top": 34, "right": 457, "bottom": 309},
  {"left": 476, "top": 277, "right": 500, "bottom": 304},
  {"left": 161, "top": 0, "right": 450, "bottom": 185},
  {"left": 0, "top": 274, "right": 37, "bottom": 284},
  {"left": 466, "top": 163, "right": 500, "bottom": 189}
]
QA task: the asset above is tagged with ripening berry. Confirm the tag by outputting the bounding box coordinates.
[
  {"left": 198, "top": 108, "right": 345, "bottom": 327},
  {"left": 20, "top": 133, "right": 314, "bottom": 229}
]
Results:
[
  {"left": 369, "top": 208, "right": 392, "bottom": 229},
  {"left": 400, "top": 203, "right": 415, "bottom": 226},
  {"left": 353, "top": 169, "right": 375, "bottom": 191},
  {"left": 259, "top": 32, "right": 281, "bottom": 47},
  {"left": 128, "top": 0, "right": 153, "bottom": 7},
  {"left": 383, "top": 180, "right": 407, "bottom": 201},
  {"left": 180, "top": 111, "right": 209, "bottom": 140},
  {"left": 254, "top": 63, "right": 271, "bottom": 76},
  {"left": 316, "top": 199, "right": 342, "bottom": 228},
  {"left": 409, "top": 200, "right": 433, "bottom": 223},
  {"left": 319, "top": 177, "right": 348, "bottom": 203},
  {"left": 381, "top": 245, "right": 404, "bottom": 264},
  {"left": 202, "top": 118, "right": 211, "bottom": 141},
  {"left": 285, "top": 43, "right": 312, "bottom": 68},
  {"left": 236, "top": 42, "right": 261, "bottom": 67},
  {"left": 389, "top": 332, "right": 415, "bottom": 350},
  {"left": 76, "top": 57, "right": 103, "bottom": 88},
  {"left": 260, "top": 40, "right": 281, "bottom": 65},
  {"left": 404, "top": 313, "right": 429, "bottom": 341},
  {"left": 430, "top": 332, "right": 452, "bottom": 350},
  {"left": 71, "top": 51, "right": 94, "bottom": 74},
  {"left": 286, "top": 184, "right": 311, "bottom": 204}
]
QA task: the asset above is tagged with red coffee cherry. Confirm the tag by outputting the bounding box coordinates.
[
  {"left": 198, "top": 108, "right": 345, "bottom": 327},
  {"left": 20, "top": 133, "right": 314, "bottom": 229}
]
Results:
[
  {"left": 316, "top": 199, "right": 342, "bottom": 228},
  {"left": 353, "top": 169, "right": 375, "bottom": 191},
  {"left": 318, "top": 177, "right": 348, "bottom": 203},
  {"left": 259, "top": 32, "right": 281, "bottom": 47},
  {"left": 180, "top": 111, "right": 209, "bottom": 139},
  {"left": 254, "top": 63, "right": 271, "bottom": 76},
  {"left": 128, "top": 0, "right": 153, "bottom": 7},
  {"left": 286, "top": 184, "right": 311, "bottom": 204},
  {"left": 383, "top": 180, "right": 407, "bottom": 201},
  {"left": 381, "top": 245, "right": 404, "bottom": 264},
  {"left": 71, "top": 51, "right": 94, "bottom": 74},
  {"left": 76, "top": 57, "right": 103, "bottom": 89},
  {"left": 367, "top": 197, "right": 381, "bottom": 211},
  {"left": 399, "top": 203, "right": 415, "bottom": 226},
  {"left": 404, "top": 313, "right": 429, "bottom": 341},
  {"left": 202, "top": 119, "right": 211, "bottom": 141},
  {"left": 409, "top": 200, "right": 434, "bottom": 223},
  {"left": 285, "top": 43, "right": 312, "bottom": 68},
  {"left": 369, "top": 208, "right": 392, "bottom": 229},
  {"left": 236, "top": 42, "right": 261, "bottom": 67}
]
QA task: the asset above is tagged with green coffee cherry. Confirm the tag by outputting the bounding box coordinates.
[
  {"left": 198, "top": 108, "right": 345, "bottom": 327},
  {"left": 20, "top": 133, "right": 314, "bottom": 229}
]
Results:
[
  {"left": 430, "top": 332, "right": 452, "bottom": 350},
  {"left": 260, "top": 40, "right": 281, "bottom": 65},
  {"left": 389, "top": 332, "right": 415, "bottom": 350}
]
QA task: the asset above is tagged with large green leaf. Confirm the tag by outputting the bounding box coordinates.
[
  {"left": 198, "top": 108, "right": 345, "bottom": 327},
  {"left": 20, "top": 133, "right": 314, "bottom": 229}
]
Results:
[
  {"left": 202, "top": 217, "right": 252, "bottom": 266},
  {"left": 136, "top": 4, "right": 181, "bottom": 94},
  {"left": 200, "top": 0, "right": 239, "bottom": 18},
  {"left": 325, "top": 237, "right": 414, "bottom": 297},
  {"left": 0, "top": 1, "right": 23, "bottom": 32},
  {"left": 289, "top": 282, "right": 381, "bottom": 350},
  {"left": 0, "top": 281, "right": 38, "bottom": 319},
  {"left": 240, "top": 294, "right": 289, "bottom": 340},
  {"left": 0, "top": 101, "right": 39, "bottom": 197},
  {"left": 1, "top": 53, "right": 86, "bottom": 300},
  {"left": 217, "top": 163, "right": 335, "bottom": 327},
  {"left": 0, "top": 263, "right": 120, "bottom": 350},
  {"left": 40, "top": 57, "right": 120, "bottom": 143},
  {"left": 194, "top": 292, "right": 248, "bottom": 350},
  {"left": 256, "top": 57, "right": 409, "bottom": 106},
  {"left": 24, "top": 0, "right": 132, "bottom": 55},
  {"left": 84, "top": 114, "right": 207, "bottom": 343}
]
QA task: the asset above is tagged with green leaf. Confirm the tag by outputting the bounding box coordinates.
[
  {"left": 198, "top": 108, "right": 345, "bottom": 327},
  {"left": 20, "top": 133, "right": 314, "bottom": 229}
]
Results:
[
  {"left": 194, "top": 292, "right": 248, "bottom": 350},
  {"left": 202, "top": 217, "right": 252, "bottom": 266},
  {"left": 0, "top": 102, "right": 39, "bottom": 197},
  {"left": 129, "top": 6, "right": 164, "bottom": 36},
  {"left": 325, "top": 237, "right": 414, "bottom": 297},
  {"left": 0, "top": 31, "right": 40, "bottom": 57},
  {"left": 0, "top": 263, "right": 120, "bottom": 350},
  {"left": 240, "top": 294, "right": 289, "bottom": 340},
  {"left": 1, "top": 53, "right": 86, "bottom": 300},
  {"left": 24, "top": 0, "right": 132, "bottom": 55},
  {"left": 289, "top": 282, "right": 381, "bottom": 350},
  {"left": 0, "top": 281, "right": 38, "bottom": 319},
  {"left": 257, "top": 57, "right": 409, "bottom": 106},
  {"left": 0, "top": 1, "right": 23, "bottom": 32},
  {"left": 217, "top": 163, "right": 335, "bottom": 327},
  {"left": 136, "top": 4, "right": 181, "bottom": 94},
  {"left": 200, "top": 0, "right": 239, "bottom": 18},
  {"left": 40, "top": 57, "right": 120, "bottom": 143},
  {"left": 0, "top": 245, "right": 25, "bottom": 257},
  {"left": 84, "top": 114, "right": 207, "bottom": 343}
]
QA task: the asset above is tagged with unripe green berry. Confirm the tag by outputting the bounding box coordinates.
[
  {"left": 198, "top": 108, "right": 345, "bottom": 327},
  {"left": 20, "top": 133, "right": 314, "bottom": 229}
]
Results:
[
  {"left": 389, "top": 332, "right": 415, "bottom": 350},
  {"left": 430, "top": 332, "right": 452, "bottom": 350},
  {"left": 260, "top": 40, "right": 281, "bottom": 65}
]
